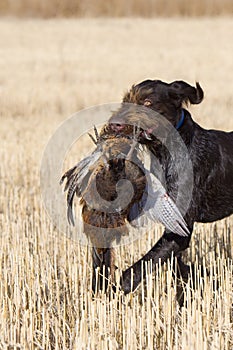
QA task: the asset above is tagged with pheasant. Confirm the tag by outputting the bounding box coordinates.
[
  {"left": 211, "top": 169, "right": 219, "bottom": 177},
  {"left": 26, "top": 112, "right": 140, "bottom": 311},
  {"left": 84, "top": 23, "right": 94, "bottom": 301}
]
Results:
[{"left": 61, "top": 125, "right": 189, "bottom": 292}]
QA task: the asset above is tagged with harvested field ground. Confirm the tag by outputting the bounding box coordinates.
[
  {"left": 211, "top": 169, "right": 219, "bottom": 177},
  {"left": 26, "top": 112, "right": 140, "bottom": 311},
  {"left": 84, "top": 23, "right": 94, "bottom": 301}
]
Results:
[{"left": 0, "top": 18, "right": 233, "bottom": 349}]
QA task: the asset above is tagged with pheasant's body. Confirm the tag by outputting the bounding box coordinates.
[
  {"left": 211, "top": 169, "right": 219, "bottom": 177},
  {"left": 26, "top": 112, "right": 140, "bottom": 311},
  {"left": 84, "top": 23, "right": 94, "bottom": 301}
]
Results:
[
  {"left": 80, "top": 137, "right": 146, "bottom": 245},
  {"left": 61, "top": 135, "right": 148, "bottom": 289}
]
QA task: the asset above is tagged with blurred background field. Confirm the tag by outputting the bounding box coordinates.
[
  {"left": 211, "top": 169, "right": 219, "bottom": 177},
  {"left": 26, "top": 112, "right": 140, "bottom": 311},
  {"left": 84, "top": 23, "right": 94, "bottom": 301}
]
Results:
[
  {"left": 0, "top": 9, "right": 233, "bottom": 350},
  {"left": 0, "top": 0, "right": 233, "bottom": 17}
]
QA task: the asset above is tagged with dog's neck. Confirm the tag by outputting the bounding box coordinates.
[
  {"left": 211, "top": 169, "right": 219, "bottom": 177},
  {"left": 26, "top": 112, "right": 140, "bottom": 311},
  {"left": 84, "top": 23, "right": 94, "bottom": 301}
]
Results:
[
  {"left": 176, "top": 109, "right": 185, "bottom": 130},
  {"left": 176, "top": 109, "right": 197, "bottom": 147}
]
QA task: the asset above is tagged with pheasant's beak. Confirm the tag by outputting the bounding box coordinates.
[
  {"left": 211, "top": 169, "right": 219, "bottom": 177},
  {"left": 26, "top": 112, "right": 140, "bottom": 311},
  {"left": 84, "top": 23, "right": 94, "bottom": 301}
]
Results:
[
  {"left": 143, "top": 130, "right": 153, "bottom": 140},
  {"left": 141, "top": 126, "right": 158, "bottom": 140}
]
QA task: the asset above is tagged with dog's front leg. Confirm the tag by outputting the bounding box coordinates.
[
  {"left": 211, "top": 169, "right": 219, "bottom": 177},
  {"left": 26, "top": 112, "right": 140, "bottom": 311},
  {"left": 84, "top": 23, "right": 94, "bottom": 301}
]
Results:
[
  {"left": 92, "top": 247, "right": 116, "bottom": 293},
  {"left": 121, "top": 232, "right": 191, "bottom": 294}
]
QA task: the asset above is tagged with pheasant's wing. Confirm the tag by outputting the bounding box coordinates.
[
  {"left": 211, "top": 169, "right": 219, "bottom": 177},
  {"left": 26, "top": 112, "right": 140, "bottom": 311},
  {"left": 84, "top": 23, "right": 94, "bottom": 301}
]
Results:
[
  {"left": 60, "top": 149, "right": 102, "bottom": 225},
  {"left": 146, "top": 190, "right": 190, "bottom": 237},
  {"left": 146, "top": 174, "right": 189, "bottom": 236},
  {"left": 130, "top": 172, "right": 190, "bottom": 237}
]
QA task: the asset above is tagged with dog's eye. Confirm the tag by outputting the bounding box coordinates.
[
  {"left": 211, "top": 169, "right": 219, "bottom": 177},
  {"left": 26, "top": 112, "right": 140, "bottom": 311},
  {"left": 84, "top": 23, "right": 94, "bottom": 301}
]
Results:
[{"left": 144, "top": 99, "right": 152, "bottom": 107}]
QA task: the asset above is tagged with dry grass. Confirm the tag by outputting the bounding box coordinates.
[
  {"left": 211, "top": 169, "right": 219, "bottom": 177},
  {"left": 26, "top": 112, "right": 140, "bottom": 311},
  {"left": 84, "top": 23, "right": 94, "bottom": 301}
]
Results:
[
  {"left": 0, "top": 0, "right": 233, "bottom": 17},
  {"left": 1, "top": 18, "right": 233, "bottom": 349}
]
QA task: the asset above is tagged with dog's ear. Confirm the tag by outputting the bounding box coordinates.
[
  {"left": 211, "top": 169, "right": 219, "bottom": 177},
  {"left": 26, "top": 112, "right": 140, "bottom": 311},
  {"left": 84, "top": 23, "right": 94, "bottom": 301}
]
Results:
[{"left": 169, "top": 81, "right": 204, "bottom": 106}]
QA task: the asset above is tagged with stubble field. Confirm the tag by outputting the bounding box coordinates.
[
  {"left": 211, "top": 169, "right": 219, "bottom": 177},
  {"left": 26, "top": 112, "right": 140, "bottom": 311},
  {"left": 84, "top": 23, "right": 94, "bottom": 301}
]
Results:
[{"left": 0, "top": 18, "right": 233, "bottom": 349}]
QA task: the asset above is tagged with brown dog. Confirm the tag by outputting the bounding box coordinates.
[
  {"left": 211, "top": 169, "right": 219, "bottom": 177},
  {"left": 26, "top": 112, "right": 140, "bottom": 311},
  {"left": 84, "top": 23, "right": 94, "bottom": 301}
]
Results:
[{"left": 101, "top": 79, "right": 233, "bottom": 294}]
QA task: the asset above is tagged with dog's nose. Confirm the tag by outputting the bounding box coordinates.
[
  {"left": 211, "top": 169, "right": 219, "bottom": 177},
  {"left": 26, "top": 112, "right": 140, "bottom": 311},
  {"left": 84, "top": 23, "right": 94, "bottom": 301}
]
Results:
[{"left": 110, "top": 123, "right": 125, "bottom": 132}]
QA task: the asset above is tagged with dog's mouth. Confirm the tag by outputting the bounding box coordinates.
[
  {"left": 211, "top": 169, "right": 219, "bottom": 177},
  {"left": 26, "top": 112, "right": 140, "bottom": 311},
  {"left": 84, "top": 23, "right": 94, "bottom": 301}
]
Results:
[{"left": 109, "top": 119, "right": 158, "bottom": 141}]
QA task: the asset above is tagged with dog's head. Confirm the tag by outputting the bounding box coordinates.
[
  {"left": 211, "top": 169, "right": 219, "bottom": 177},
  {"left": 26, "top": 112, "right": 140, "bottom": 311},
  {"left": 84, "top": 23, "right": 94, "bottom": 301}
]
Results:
[
  {"left": 103, "top": 79, "right": 204, "bottom": 144},
  {"left": 122, "top": 79, "right": 204, "bottom": 128}
]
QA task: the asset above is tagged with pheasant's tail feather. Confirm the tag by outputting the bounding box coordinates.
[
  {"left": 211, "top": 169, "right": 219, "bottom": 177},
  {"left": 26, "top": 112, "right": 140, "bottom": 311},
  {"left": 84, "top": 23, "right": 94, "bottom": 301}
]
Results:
[
  {"left": 60, "top": 164, "right": 77, "bottom": 186},
  {"left": 67, "top": 200, "right": 75, "bottom": 226},
  {"left": 60, "top": 149, "right": 103, "bottom": 225}
]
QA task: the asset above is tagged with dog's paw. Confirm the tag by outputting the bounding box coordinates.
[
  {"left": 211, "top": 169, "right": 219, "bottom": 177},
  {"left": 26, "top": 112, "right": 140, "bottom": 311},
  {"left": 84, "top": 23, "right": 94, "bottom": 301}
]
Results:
[{"left": 121, "top": 268, "right": 141, "bottom": 294}]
